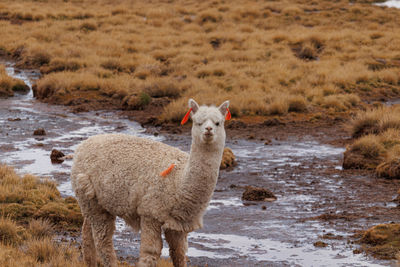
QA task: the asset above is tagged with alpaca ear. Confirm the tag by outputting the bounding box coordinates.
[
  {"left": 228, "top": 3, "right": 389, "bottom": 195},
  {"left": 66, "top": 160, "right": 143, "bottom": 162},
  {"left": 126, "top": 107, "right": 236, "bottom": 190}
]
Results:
[
  {"left": 218, "top": 100, "right": 230, "bottom": 117},
  {"left": 188, "top": 98, "right": 199, "bottom": 114},
  {"left": 181, "top": 99, "right": 199, "bottom": 125}
]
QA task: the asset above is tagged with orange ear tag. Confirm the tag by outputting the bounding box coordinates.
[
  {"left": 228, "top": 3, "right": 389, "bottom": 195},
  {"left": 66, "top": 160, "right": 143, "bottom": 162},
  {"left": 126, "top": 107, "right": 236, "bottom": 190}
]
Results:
[
  {"left": 160, "top": 164, "right": 175, "bottom": 177},
  {"left": 225, "top": 108, "right": 231, "bottom": 120},
  {"left": 181, "top": 108, "right": 192, "bottom": 125}
]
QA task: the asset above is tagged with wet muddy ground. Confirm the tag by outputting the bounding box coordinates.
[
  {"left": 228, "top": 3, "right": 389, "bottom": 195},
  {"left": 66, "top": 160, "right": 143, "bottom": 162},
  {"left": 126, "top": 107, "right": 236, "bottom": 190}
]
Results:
[{"left": 1, "top": 62, "right": 399, "bottom": 266}]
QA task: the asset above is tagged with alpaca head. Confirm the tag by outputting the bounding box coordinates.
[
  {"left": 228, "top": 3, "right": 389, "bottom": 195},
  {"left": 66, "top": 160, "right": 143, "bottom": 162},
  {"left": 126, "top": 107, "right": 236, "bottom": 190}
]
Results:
[{"left": 187, "top": 99, "right": 229, "bottom": 146}]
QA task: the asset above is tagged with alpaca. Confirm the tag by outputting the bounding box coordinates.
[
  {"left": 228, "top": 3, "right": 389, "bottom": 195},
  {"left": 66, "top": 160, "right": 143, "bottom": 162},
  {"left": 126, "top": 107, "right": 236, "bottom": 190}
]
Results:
[{"left": 71, "top": 99, "right": 230, "bottom": 267}]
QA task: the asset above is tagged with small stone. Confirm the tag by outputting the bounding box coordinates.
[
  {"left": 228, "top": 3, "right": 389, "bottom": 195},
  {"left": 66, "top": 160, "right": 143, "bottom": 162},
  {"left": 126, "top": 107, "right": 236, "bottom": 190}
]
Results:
[
  {"left": 51, "top": 149, "right": 65, "bottom": 163},
  {"left": 7, "top": 118, "right": 21, "bottom": 121},
  {"left": 242, "top": 186, "right": 277, "bottom": 201},
  {"left": 33, "top": 128, "right": 46, "bottom": 136},
  {"left": 264, "top": 139, "right": 272, "bottom": 145},
  {"left": 314, "top": 241, "right": 328, "bottom": 248}
]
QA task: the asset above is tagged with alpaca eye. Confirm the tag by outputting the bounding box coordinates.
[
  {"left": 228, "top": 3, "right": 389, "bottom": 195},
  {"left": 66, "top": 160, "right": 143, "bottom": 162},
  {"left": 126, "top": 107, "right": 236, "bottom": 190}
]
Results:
[
  {"left": 215, "top": 122, "right": 220, "bottom": 126},
  {"left": 197, "top": 123, "right": 202, "bottom": 126}
]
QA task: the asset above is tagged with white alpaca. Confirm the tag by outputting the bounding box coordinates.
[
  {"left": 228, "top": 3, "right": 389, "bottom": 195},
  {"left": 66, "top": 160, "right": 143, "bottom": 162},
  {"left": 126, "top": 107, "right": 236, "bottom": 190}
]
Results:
[{"left": 71, "top": 99, "right": 230, "bottom": 267}]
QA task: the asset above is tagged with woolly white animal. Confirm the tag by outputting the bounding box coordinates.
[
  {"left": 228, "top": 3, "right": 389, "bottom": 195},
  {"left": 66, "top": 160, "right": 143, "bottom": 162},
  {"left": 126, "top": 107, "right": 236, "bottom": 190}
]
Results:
[{"left": 71, "top": 99, "right": 230, "bottom": 267}]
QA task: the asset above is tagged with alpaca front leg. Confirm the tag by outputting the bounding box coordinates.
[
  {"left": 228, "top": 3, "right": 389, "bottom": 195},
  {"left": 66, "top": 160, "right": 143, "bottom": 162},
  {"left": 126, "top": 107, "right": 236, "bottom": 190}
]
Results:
[
  {"left": 138, "top": 218, "right": 163, "bottom": 267},
  {"left": 165, "top": 229, "right": 188, "bottom": 267}
]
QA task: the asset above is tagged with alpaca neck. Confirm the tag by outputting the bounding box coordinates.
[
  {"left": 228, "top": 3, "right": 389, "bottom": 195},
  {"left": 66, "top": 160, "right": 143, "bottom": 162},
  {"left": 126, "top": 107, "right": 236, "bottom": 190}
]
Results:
[
  {"left": 184, "top": 142, "right": 224, "bottom": 188},
  {"left": 176, "top": 141, "right": 224, "bottom": 215}
]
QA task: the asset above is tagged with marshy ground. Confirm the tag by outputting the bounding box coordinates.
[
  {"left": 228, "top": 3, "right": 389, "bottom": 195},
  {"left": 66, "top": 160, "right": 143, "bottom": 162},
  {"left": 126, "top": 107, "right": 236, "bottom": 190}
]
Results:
[
  {"left": 1, "top": 0, "right": 400, "bottom": 266},
  {"left": 0, "top": 63, "right": 399, "bottom": 266}
]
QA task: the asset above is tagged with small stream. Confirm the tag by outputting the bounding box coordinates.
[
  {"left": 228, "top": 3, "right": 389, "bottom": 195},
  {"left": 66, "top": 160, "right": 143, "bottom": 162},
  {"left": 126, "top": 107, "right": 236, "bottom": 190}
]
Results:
[{"left": 0, "top": 62, "right": 398, "bottom": 266}]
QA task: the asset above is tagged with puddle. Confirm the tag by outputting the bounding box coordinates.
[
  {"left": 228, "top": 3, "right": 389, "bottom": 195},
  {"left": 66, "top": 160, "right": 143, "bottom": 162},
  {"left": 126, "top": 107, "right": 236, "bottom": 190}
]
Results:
[
  {"left": 0, "top": 62, "right": 398, "bottom": 266},
  {"left": 375, "top": 0, "right": 400, "bottom": 8}
]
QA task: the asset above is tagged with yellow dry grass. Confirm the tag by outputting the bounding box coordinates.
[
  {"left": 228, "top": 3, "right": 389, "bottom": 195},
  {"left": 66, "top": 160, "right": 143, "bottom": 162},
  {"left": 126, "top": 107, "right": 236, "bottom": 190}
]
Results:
[
  {"left": 0, "top": 0, "right": 399, "bottom": 120},
  {"left": 345, "top": 107, "right": 400, "bottom": 177},
  {"left": 0, "top": 65, "right": 28, "bottom": 97}
]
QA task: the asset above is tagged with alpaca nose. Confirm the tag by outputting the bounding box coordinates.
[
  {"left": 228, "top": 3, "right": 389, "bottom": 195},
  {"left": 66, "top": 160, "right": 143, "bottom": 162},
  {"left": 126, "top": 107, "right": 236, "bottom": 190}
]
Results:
[{"left": 206, "top": 126, "right": 212, "bottom": 132}]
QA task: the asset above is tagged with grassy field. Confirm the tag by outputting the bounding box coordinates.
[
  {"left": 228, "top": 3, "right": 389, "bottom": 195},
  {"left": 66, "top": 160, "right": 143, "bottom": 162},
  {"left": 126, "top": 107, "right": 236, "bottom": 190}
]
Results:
[{"left": 0, "top": 0, "right": 400, "bottom": 122}]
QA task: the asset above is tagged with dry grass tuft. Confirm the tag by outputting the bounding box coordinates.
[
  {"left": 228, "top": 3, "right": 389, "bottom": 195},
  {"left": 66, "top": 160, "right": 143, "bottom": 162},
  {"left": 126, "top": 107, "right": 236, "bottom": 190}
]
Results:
[
  {"left": 350, "top": 106, "right": 400, "bottom": 138},
  {"left": 220, "top": 147, "right": 236, "bottom": 169},
  {"left": 28, "top": 219, "right": 54, "bottom": 239},
  {"left": 350, "top": 135, "right": 385, "bottom": 159},
  {"left": 360, "top": 223, "right": 400, "bottom": 260},
  {"left": 0, "top": 217, "right": 24, "bottom": 246},
  {"left": 0, "top": 65, "right": 29, "bottom": 97},
  {"left": 0, "top": 164, "right": 83, "bottom": 229},
  {"left": 345, "top": 106, "right": 400, "bottom": 174}
]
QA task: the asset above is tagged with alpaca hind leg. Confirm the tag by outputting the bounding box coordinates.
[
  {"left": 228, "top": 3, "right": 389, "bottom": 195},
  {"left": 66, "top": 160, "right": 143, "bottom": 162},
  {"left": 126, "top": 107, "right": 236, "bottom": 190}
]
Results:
[
  {"left": 165, "top": 229, "right": 188, "bottom": 267},
  {"left": 82, "top": 217, "right": 97, "bottom": 267},
  {"left": 89, "top": 208, "right": 117, "bottom": 267},
  {"left": 138, "top": 217, "right": 162, "bottom": 267}
]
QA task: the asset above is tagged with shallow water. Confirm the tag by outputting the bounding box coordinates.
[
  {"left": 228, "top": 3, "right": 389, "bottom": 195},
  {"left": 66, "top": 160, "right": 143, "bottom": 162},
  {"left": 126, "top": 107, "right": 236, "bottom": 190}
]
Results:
[
  {"left": 376, "top": 0, "right": 400, "bottom": 8},
  {"left": 0, "top": 62, "right": 398, "bottom": 266}
]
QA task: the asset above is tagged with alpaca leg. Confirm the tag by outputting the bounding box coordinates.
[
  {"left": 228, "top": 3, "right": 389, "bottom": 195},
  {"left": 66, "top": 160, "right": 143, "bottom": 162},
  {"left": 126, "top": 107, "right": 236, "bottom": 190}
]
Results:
[
  {"left": 165, "top": 230, "right": 188, "bottom": 267},
  {"left": 90, "top": 210, "right": 117, "bottom": 267},
  {"left": 82, "top": 217, "right": 96, "bottom": 267},
  {"left": 138, "top": 218, "right": 162, "bottom": 267}
]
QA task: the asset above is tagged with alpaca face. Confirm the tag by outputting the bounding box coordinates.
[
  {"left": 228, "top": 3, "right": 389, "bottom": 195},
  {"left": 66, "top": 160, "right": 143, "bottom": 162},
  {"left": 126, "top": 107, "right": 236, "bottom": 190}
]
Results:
[
  {"left": 192, "top": 107, "right": 224, "bottom": 144},
  {"left": 188, "top": 99, "right": 229, "bottom": 146}
]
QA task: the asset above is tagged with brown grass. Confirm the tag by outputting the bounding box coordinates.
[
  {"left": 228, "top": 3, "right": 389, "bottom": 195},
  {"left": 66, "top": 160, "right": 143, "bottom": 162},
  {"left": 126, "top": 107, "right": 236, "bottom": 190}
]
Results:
[
  {"left": 0, "top": 164, "right": 83, "bottom": 229},
  {"left": 0, "top": 0, "right": 399, "bottom": 121},
  {"left": 0, "top": 65, "right": 28, "bottom": 97},
  {"left": 345, "top": 107, "right": 400, "bottom": 175},
  {"left": 359, "top": 223, "right": 400, "bottom": 260}
]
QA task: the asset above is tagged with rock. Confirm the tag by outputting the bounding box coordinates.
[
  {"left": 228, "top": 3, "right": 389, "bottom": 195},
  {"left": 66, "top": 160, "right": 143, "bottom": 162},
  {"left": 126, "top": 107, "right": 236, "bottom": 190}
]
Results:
[
  {"left": 50, "top": 149, "right": 65, "bottom": 163},
  {"left": 264, "top": 139, "right": 272, "bottom": 145},
  {"left": 33, "top": 128, "right": 46, "bottom": 136},
  {"left": 242, "top": 186, "right": 277, "bottom": 201},
  {"left": 7, "top": 118, "right": 21, "bottom": 121},
  {"left": 313, "top": 241, "right": 328, "bottom": 248},
  {"left": 220, "top": 147, "right": 236, "bottom": 169}
]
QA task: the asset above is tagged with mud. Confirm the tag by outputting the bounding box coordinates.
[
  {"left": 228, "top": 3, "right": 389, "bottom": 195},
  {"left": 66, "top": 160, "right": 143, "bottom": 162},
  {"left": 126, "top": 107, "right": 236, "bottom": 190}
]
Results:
[{"left": 1, "top": 61, "right": 400, "bottom": 266}]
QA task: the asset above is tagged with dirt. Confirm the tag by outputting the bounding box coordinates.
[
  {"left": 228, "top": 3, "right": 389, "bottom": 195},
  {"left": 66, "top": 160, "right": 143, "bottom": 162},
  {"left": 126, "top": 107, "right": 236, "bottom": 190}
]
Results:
[{"left": 1, "top": 61, "right": 400, "bottom": 266}]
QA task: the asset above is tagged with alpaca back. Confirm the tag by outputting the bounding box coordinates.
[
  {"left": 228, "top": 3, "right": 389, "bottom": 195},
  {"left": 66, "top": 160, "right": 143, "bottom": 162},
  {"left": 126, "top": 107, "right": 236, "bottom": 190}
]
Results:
[{"left": 71, "top": 133, "right": 188, "bottom": 217}]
